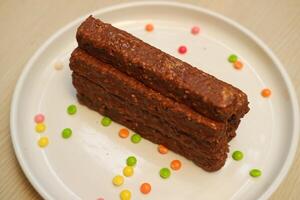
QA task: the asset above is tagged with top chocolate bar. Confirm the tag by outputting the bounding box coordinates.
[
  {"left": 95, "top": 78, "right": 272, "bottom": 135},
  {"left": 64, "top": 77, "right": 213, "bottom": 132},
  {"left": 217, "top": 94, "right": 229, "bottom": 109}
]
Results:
[{"left": 76, "top": 16, "right": 249, "bottom": 122}]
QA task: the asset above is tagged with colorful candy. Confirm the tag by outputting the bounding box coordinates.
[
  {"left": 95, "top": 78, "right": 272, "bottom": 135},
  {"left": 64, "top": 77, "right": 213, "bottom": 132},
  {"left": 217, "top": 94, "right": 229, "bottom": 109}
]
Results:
[
  {"left": 112, "top": 175, "right": 124, "bottom": 186},
  {"left": 232, "top": 150, "right": 244, "bottom": 161},
  {"left": 228, "top": 54, "right": 238, "bottom": 63},
  {"left": 140, "top": 182, "right": 151, "bottom": 194},
  {"left": 159, "top": 168, "right": 171, "bottom": 179},
  {"left": 145, "top": 24, "right": 154, "bottom": 32},
  {"left": 233, "top": 61, "right": 244, "bottom": 70},
  {"left": 119, "top": 128, "right": 129, "bottom": 138},
  {"left": 35, "top": 123, "right": 46, "bottom": 133},
  {"left": 249, "top": 169, "right": 262, "bottom": 177},
  {"left": 67, "top": 104, "right": 77, "bottom": 115},
  {"left": 62, "top": 128, "right": 72, "bottom": 139},
  {"left": 131, "top": 134, "right": 142, "bottom": 144},
  {"left": 261, "top": 88, "right": 271, "bottom": 97},
  {"left": 120, "top": 189, "right": 131, "bottom": 200},
  {"left": 38, "top": 137, "right": 49, "bottom": 148},
  {"left": 157, "top": 145, "right": 168, "bottom": 154},
  {"left": 101, "top": 116, "right": 112, "bottom": 127},
  {"left": 178, "top": 45, "right": 187, "bottom": 54},
  {"left": 123, "top": 166, "right": 134, "bottom": 177},
  {"left": 170, "top": 160, "right": 182, "bottom": 170},
  {"left": 191, "top": 26, "right": 200, "bottom": 35},
  {"left": 126, "top": 156, "right": 137, "bottom": 166},
  {"left": 34, "top": 114, "right": 45, "bottom": 123}
]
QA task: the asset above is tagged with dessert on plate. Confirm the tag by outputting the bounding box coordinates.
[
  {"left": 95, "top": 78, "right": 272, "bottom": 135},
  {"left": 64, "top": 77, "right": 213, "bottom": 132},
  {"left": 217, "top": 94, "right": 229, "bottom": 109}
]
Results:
[{"left": 69, "top": 16, "right": 249, "bottom": 172}]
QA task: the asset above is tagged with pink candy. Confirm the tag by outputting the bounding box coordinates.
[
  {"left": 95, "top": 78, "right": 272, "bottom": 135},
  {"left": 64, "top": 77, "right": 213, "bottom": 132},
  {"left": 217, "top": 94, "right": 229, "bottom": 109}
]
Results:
[
  {"left": 178, "top": 45, "right": 187, "bottom": 54},
  {"left": 97, "top": 198, "right": 104, "bottom": 200},
  {"left": 34, "top": 114, "right": 45, "bottom": 123},
  {"left": 191, "top": 26, "right": 200, "bottom": 35}
]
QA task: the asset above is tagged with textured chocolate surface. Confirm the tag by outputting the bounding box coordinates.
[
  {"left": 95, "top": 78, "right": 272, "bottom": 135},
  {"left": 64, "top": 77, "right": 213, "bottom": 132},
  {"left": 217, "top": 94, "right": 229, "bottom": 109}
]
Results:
[
  {"left": 73, "top": 73, "right": 227, "bottom": 171},
  {"left": 70, "top": 48, "right": 229, "bottom": 143},
  {"left": 76, "top": 16, "right": 250, "bottom": 122}
]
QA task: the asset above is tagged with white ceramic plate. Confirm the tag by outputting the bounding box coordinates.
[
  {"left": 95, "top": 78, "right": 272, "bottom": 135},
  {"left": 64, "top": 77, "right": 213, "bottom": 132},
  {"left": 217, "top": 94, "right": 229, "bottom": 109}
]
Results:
[{"left": 11, "top": 1, "right": 299, "bottom": 200}]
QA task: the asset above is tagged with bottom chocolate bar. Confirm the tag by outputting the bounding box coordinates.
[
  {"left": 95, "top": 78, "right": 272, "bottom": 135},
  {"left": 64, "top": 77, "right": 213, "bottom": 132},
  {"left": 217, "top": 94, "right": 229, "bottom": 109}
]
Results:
[{"left": 73, "top": 73, "right": 227, "bottom": 171}]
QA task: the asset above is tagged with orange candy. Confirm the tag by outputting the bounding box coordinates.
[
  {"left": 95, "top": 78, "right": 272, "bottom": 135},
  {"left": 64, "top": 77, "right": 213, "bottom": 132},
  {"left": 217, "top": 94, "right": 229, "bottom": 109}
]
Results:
[
  {"left": 140, "top": 183, "right": 151, "bottom": 194},
  {"left": 145, "top": 24, "right": 154, "bottom": 32},
  {"left": 170, "top": 160, "right": 182, "bottom": 170},
  {"left": 158, "top": 145, "right": 168, "bottom": 154},
  {"left": 233, "top": 61, "right": 243, "bottom": 70},
  {"left": 119, "top": 128, "right": 129, "bottom": 138},
  {"left": 261, "top": 88, "right": 272, "bottom": 97}
]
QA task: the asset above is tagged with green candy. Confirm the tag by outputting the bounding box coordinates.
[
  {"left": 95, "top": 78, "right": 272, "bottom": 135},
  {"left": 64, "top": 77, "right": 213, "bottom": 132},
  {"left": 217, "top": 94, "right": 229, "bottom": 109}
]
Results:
[
  {"left": 249, "top": 169, "right": 262, "bottom": 177},
  {"left": 126, "top": 156, "right": 137, "bottom": 166},
  {"left": 67, "top": 104, "right": 77, "bottom": 115},
  {"left": 62, "top": 128, "right": 72, "bottom": 139},
  {"left": 228, "top": 54, "right": 238, "bottom": 63},
  {"left": 131, "top": 134, "right": 142, "bottom": 143},
  {"left": 101, "top": 116, "right": 112, "bottom": 127},
  {"left": 232, "top": 150, "right": 244, "bottom": 161},
  {"left": 159, "top": 168, "right": 171, "bottom": 179}
]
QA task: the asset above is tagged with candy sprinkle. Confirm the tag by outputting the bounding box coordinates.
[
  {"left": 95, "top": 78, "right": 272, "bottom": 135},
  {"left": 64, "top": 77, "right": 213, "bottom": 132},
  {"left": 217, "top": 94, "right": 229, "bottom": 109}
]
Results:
[
  {"left": 123, "top": 166, "right": 134, "bottom": 177},
  {"left": 233, "top": 60, "right": 244, "bottom": 70},
  {"left": 67, "top": 104, "right": 77, "bottom": 115},
  {"left": 120, "top": 189, "right": 131, "bottom": 200},
  {"left": 178, "top": 45, "right": 187, "bottom": 54},
  {"left": 228, "top": 54, "right": 238, "bottom": 63},
  {"left": 232, "top": 151, "right": 244, "bottom": 161},
  {"left": 191, "top": 26, "right": 200, "bottom": 35},
  {"left": 112, "top": 175, "right": 124, "bottom": 186},
  {"left": 54, "top": 61, "right": 64, "bottom": 70},
  {"left": 170, "top": 160, "right": 182, "bottom": 170},
  {"left": 159, "top": 168, "right": 171, "bottom": 179},
  {"left": 140, "top": 182, "right": 151, "bottom": 194},
  {"left": 101, "top": 116, "right": 112, "bottom": 127},
  {"left": 62, "top": 128, "right": 72, "bottom": 139},
  {"left": 35, "top": 123, "right": 46, "bottom": 133},
  {"left": 119, "top": 128, "right": 129, "bottom": 138},
  {"left": 38, "top": 137, "right": 49, "bottom": 148},
  {"left": 261, "top": 88, "right": 271, "bottom": 98},
  {"left": 249, "top": 169, "right": 262, "bottom": 177},
  {"left": 131, "top": 134, "right": 142, "bottom": 144},
  {"left": 145, "top": 23, "right": 154, "bottom": 32},
  {"left": 158, "top": 145, "right": 168, "bottom": 154},
  {"left": 34, "top": 114, "right": 45, "bottom": 123},
  {"left": 126, "top": 156, "right": 137, "bottom": 166}
]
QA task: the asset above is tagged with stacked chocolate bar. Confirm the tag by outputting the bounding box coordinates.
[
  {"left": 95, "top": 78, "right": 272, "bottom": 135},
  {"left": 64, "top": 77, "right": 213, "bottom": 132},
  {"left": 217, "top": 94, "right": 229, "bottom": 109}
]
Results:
[{"left": 69, "top": 16, "right": 249, "bottom": 172}]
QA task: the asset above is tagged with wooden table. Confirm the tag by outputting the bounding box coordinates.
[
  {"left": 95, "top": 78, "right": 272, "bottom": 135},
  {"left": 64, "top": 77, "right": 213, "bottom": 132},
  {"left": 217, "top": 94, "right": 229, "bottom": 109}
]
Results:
[{"left": 0, "top": 0, "right": 299, "bottom": 199}]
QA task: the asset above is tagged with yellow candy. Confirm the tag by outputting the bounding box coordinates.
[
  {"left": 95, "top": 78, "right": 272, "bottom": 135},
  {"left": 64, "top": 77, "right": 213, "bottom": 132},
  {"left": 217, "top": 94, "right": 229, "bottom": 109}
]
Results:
[
  {"left": 112, "top": 175, "right": 124, "bottom": 186},
  {"left": 38, "top": 137, "right": 49, "bottom": 148},
  {"left": 123, "top": 166, "right": 134, "bottom": 177},
  {"left": 35, "top": 123, "right": 46, "bottom": 133},
  {"left": 120, "top": 189, "right": 131, "bottom": 200}
]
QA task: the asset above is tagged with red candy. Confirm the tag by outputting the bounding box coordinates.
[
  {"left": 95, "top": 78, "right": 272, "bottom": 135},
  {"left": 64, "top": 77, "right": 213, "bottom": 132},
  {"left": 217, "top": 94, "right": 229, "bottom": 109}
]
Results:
[
  {"left": 34, "top": 114, "right": 45, "bottom": 123},
  {"left": 178, "top": 46, "right": 187, "bottom": 54},
  {"left": 191, "top": 26, "right": 200, "bottom": 35}
]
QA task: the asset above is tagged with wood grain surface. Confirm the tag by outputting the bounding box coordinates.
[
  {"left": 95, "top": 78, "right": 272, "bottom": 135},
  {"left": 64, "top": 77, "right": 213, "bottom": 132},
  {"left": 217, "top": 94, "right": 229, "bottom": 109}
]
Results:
[{"left": 0, "top": 0, "right": 299, "bottom": 199}]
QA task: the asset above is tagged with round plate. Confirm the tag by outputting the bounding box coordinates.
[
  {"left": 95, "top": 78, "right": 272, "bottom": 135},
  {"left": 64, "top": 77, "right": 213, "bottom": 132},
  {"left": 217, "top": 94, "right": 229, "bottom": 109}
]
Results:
[{"left": 10, "top": 1, "right": 299, "bottom": 200}]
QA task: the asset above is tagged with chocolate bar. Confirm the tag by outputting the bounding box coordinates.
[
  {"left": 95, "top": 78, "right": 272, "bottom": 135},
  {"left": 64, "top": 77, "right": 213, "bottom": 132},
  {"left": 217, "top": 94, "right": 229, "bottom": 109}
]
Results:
[
  {"left": 69, "top": 16, "right": 251, "bottom": 172},
  {"left": 76, "top": 16, "right": 249, "bottom": 123},
  {"left": 72, "top": 73, "right": 228, "bottom": 171},
  {"left": 70, "top": 48, "right": 230, "bottom": 171}
]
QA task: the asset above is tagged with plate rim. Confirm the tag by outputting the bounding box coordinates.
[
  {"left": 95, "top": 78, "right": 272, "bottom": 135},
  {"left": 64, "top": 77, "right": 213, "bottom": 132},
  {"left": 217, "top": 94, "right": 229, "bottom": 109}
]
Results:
[{"left": 10, "top": 1, "right": 299, "bottom": 200}]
